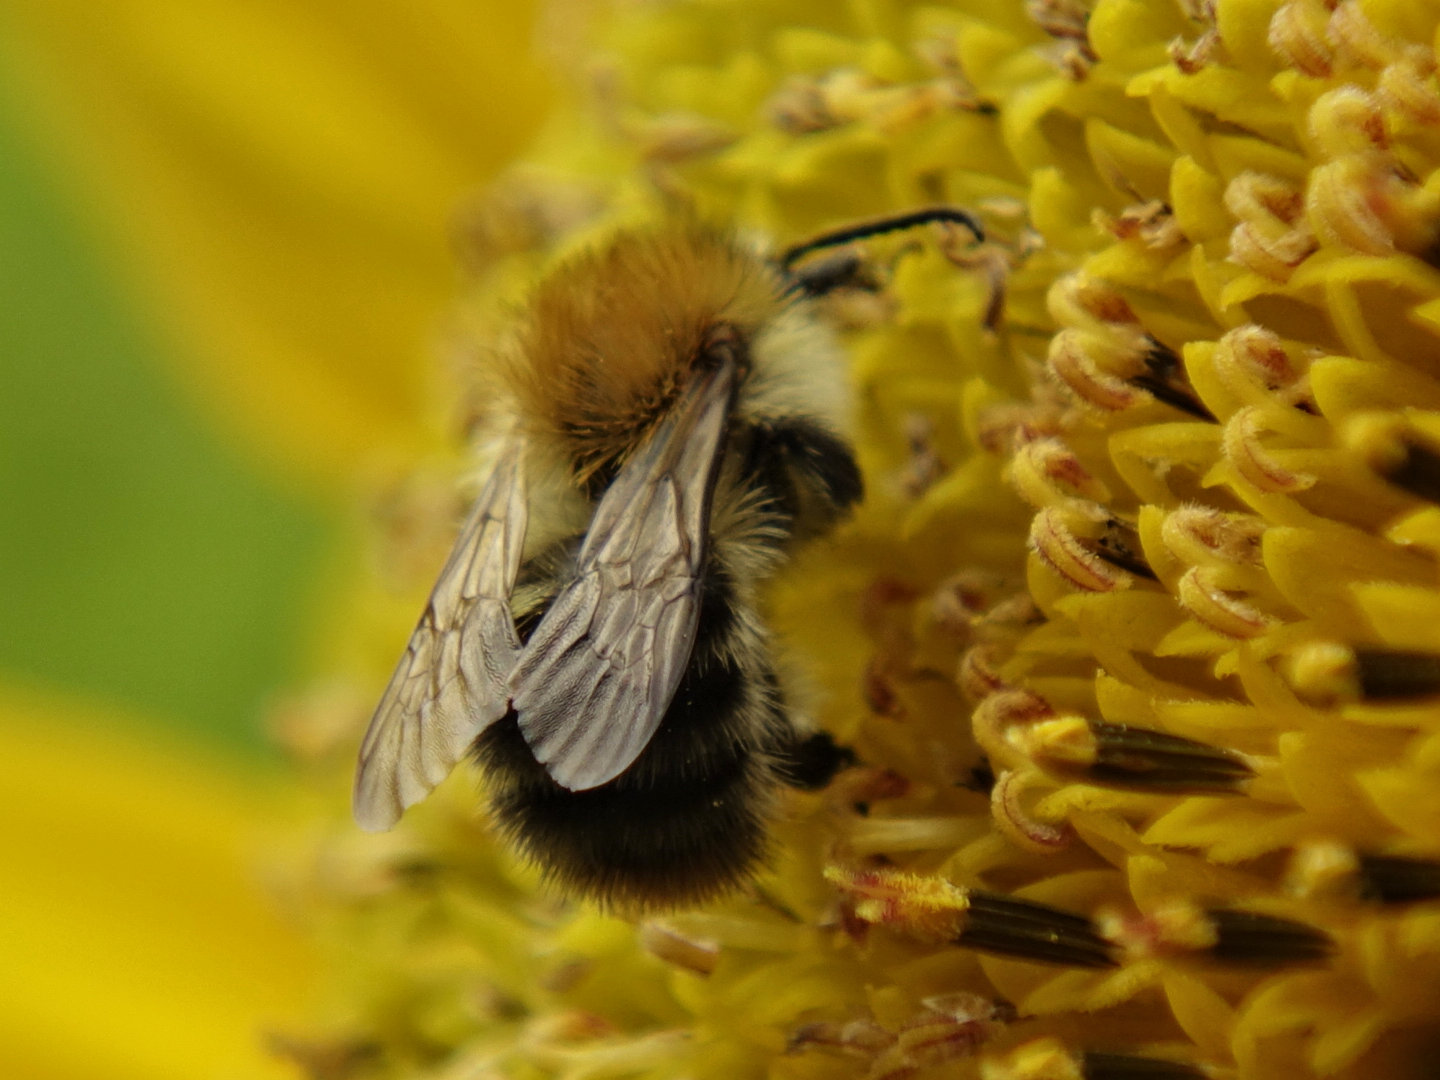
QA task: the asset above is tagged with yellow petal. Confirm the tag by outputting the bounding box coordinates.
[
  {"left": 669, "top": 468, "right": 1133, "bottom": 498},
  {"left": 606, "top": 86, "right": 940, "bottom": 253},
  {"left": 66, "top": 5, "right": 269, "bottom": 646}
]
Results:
[
  {"left": 0, "top": 685, "right": 317, "bottom": 1080},
  {"left": 0, "top": 1, "right": 554, "bottom": 491}
]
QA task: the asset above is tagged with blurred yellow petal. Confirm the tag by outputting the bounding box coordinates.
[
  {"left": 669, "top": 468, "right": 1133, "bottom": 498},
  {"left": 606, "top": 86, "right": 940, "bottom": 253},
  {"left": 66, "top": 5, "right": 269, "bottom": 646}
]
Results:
[
  {"left": 0, "top": 685, "right": 317, "bottom": 1080},
  {"left": 0, "top": 2, "right": 554, "bottom": 491}
]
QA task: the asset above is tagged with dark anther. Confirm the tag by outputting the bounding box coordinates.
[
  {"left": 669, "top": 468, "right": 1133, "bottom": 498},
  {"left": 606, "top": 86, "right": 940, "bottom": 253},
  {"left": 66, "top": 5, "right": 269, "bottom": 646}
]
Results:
[
  {"left": 1356, "top": 853, "right": 1440, "bottom": 904},
  {"left": 1353, "top": 648, "right": 1440, "bottom": 700},
  {"left": 1127, "top": 340, "right": 1215, "bottom": 421},
  {"left": 958, "top": 891, "right": 1118, "bottom": 969},
  {"left": 1081, "top": 1052, "right": 1211, "bottom": 1080},
  {"left": 1086, "top": 723, "right": 1253, "bottom": 794},
  {"left": 1203, "top": 908, "right": 1333, "bottom": 967}
]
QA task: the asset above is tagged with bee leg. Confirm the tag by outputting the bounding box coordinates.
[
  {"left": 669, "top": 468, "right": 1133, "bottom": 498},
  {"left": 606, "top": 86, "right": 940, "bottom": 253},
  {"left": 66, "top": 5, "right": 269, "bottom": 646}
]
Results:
[
  {"left": 785, "top": 250, "right": 877, "bottom": 298},
  {"left": 775, "top": 730, "right": 857, "bottom": 791},
  {"left": 779, "top": 206, "right": 984, "bottom": 272}
]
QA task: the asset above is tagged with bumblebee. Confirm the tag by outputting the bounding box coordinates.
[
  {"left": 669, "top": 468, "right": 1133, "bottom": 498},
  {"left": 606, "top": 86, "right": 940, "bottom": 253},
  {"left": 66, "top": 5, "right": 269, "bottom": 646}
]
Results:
[{"left": 354, "top": 208, "right": 982, "bottom": 908}]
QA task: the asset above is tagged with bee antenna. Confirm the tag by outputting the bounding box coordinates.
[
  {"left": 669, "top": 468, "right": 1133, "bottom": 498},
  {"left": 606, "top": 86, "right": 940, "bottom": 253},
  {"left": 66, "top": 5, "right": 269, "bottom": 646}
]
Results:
[{"left": 779, "top": 206, "right": 984, "bottom": 271}]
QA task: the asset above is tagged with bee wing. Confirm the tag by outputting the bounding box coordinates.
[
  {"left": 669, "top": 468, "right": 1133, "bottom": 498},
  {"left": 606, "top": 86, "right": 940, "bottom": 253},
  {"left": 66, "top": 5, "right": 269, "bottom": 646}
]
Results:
[
  {"left": 510, "top": 360, "right": 736, "bottom": 791},
  {"left": 353, "top": 440, "right": 528, "bottom": 831}
]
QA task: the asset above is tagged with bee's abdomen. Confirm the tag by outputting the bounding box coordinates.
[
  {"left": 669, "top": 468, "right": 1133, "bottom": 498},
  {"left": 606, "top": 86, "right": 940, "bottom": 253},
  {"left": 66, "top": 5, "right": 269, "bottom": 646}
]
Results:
[
  {"left": 477, "top": 712, "right": 775, "bottom": 908},
  {"left": 474, "top": 563, "right": 792, "bottom": 909}
]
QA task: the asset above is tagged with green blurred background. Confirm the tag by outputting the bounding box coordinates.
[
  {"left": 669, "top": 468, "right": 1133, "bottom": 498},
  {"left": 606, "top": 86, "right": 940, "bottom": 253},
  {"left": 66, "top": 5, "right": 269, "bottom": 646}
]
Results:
[
  {"left": 0, "top": 99, "right": 333, "bottom": 760},
  {"left": 0, "top": 4, "right": 555, "bottom": 1077}
]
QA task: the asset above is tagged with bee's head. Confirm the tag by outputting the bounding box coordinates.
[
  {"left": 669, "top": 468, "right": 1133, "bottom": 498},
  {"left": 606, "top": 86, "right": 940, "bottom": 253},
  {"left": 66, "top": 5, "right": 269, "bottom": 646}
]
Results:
[{"left": 499, "top": 222, "right": 785, "bottom": 492}]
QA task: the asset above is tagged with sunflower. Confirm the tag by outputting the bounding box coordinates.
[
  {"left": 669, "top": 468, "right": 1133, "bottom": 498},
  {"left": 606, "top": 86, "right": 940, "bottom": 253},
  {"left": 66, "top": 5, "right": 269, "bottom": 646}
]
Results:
[
  {"left": 22, "top": 0, "right": 1440, "bottom": 1077},
  {"left": 282, "top": 1, "right": 1440, "bottom": 1077}
]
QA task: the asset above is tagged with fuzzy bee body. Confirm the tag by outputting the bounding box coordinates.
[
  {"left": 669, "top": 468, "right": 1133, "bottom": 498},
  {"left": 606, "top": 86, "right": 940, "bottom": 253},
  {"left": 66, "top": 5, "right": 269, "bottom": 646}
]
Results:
[
  {"left": 354, "top": 220, "right": 868, "bottom": 908},
  {"left": 476, "top": 539, "right": 818, "bottom": 907}
]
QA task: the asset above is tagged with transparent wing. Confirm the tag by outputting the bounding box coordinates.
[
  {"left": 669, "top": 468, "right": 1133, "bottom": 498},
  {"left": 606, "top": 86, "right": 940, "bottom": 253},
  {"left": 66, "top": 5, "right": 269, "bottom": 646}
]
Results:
[
  {"left": 510, "top": 361, "right": 736, "bottom": 791},
  {"left": 353, "top": 440, "right": 527, "bottom": 830}
]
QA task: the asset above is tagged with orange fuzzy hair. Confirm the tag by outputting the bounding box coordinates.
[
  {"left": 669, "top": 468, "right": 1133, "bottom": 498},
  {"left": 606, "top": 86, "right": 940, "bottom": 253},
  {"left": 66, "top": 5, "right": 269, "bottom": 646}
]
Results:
[{"left": 496, "top": 222, "right": 789, "bottom": 482}]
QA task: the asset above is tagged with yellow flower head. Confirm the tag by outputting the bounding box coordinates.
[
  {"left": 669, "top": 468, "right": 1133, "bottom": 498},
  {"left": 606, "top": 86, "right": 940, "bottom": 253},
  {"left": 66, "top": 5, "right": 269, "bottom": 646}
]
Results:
[{"left": 280, "top": 1, "right": 1440, "bottom": 1078}]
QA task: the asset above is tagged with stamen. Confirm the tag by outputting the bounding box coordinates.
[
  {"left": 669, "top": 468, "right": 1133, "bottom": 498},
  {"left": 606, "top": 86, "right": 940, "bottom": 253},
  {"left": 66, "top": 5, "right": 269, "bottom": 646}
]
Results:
[
  {"left": 1346, "top": 414, "right": 1440, "bottom": 504},
  {"left": 1047, "top": 274, "right": 1138, "bottom": 329},
  {"left": 1328, "top": 0, "right": 1402, "bottom": 70},
  {"left": 1285, "top": 839, "right": 1361, "bottom": 899},
  {"left": 930, "top": 571, "right": 1009, "bottom": 639},
  {"left": 1307, "top": 87, "right": 1387, "bottom": 159},
  {"left": 959, "top": 891, "right": 1118, "bottom": 968},
  {"left": 1080, "top": 1052, "right": 1213, "bottom": 1080},
  {"left": 982, "top": 1037, "right": 1085, "bottom": 1080},
  {"left": 1090, "top": 516, "right": 1158, "bottom": 580},
  {"left": 1223, "top": 407, "right": 1316, "bottom": 493},
  {"left": 1160, "top": 505, "right": 1265, "bottom": 568},
  {"left": 1177, "top": 566, "right": 1277, "bottom": 639},
  {"left": 874, "top": 996, "right": 1011, "bottom": 1079},
  {"left": 787, "top": 1018, "right": 891, "bottom": 1057},
  {"left": 992, "top": 768, "right": 1076, "bottom": 854},
  {"left": 1378, "top": 48, "right": 1440, "bottom": 126},
  {"left": 1284, "top": 642, "right": 1440, "bottom": 702},
  {"left": 1030, "top": 506, "right": 1139, "bottom": 592},
  {"left": 1011, "top": 717, "right": 1254, "bottom": 793},
  {"left": 1128, "top": 341, "right": 1214, "bottom": 421},
  {"left": 1010, "top": 437, "right": 1113, "bottom": 508},
  {"left": 1293, "top": 842, "right": 1440, "bottom": 904},
  {"left": 1212, "top": 325, "right": 1314, "bottom": 410},
  {"left": 981, "top": 1039, "right": 1215, "bottom": 1080},
  {"left": 1093, "top": 200, "right": 1186, "bottom": 251},
  {"left": 1353, "top": 648, "right": 1440, "bottom": 699},
  {"left": 1202, "top": 908, "right": 1333, "bottom": 967},
  {"left": 1044, "top": 279, "right": 1205, "bottom": 416},
  {"left": 1310, "top": 155, "right": 1440, "bottom": 257},
  {"left": 1102, "top": 903, "right": 1333, "bottom": 967},
  {"left": 1028, "top": 0, "right": 1098, "bottom": 79},
  {"left": 788, "top": 996, "right": 1011, "bottom": 1079},
  {"left": 826, "top": 865, "right": 974, "bottom": 943},
  {"left": 766, "top": 74, "right": 843, "bottom": 135},
  {"left": 1170, "top": 26, "right": 1221, "bottom": 74},
  {"left": 972, "top": 688, "right": 1056, "bottom": 765},
  {"left": 1267, "top": 1, "right": 1334, "bottom": 77},
  {"left": 957, "top": 644, "right": 1008, "bottom": 701},
  {"left": 1048, "top": 329, "right": 1150, "bottom": 412},
  {"left": 1226, "top": 172, "right": 1316, "bottom": 281},
  {"left": 901, "top": 414, "right": 948, "bottom": 497},
  {"left": 1307, "top": 158, "right": 1400, "bottom": 256},
  {"left": 825, "top": 866, "right": 1116, "bottom": 967},
  {"left": 1355, "top": 853, "right": 1440, "bottom": 904}
]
